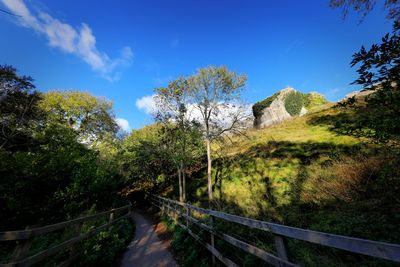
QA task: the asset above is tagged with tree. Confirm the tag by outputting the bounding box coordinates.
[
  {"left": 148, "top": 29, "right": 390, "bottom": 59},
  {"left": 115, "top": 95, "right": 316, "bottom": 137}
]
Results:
[
  {"left": 349, "top": 29, "right": 400, "bottom": 141},
  {"left": 119, "top": 124, "right": 173, "bottom": 191},
  {"left": 0, "top": 65, "right": 126, "bottom": 231},
  {"left": 39, "top": 91, "right": 119, "bottom": 145},
  {"left": 0, "top": 65, "right": 43, "bottom": 150},
  {"left": 188, "top": 66, "right": 248, "bottom": 201},
  {"left": 154, "top": 78, "right": 205, "bottom": 202},
  {"left": 330, "top": 0, "right": 400, "bottom": 28},
  {"left": 331, "top": 0, "right": 400, "bottom": 142}
]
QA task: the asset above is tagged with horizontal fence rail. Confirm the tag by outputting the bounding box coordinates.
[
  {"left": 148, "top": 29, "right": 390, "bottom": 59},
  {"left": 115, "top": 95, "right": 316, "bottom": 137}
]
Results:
[
  {"left": 0, "top": 204, "right": 131, "bottom": 267},
  {"left": 146, "top": 193, "right": 400, "bottom": 266}
]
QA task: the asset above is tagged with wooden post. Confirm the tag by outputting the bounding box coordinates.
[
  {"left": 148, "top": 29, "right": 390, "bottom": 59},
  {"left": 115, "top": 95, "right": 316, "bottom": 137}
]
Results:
[
  {"left": 173, "top": 202, "right": 178, "bottom": 223},
  {"left": 186, "top": 203, "right": 191, "bottom": 229},
  {"left": 210, "top": 216, "right": 216, "bottom": 266},
  {"left": 62, "top": 221, "right": 83, "bottom": 267},
  {"left": 109, "top": 211, "right": 115, "bottom": 223},
  {"left": 12, "top": 226, "right": 34, "bottom": 263},
  {"left": 274, "top": 234, "right": 288, "bottom": 261},
  {"left": 12, "top": 239, "right": 33, "bottom": 263}
]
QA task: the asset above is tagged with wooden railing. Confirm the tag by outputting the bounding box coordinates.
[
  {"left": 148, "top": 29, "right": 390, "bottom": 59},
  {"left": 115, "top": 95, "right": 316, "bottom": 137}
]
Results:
[
  {"left": 0, "top": 204, "right": 131, "bottom": 267},
  {"left": 146, "top": 193, "right": 400, "bottom": 267}
]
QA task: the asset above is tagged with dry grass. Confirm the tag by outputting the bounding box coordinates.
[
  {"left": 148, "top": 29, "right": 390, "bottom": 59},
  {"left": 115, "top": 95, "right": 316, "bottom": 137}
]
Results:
[{"left": 301, "top": 156, "right": 384, "bottom": 203}]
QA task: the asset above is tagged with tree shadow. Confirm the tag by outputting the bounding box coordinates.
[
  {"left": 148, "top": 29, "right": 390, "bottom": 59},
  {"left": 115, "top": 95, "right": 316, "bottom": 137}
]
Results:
[
  {"left": 307, "top": 107, "right": 366, "bottom": 137},
  {"left": 184, "top": 139, "right": 400, "bottom": 266}
]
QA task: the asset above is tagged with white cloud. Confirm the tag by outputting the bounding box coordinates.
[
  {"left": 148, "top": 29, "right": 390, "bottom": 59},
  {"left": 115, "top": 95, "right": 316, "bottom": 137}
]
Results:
[
  {"left": 1, "top": 0, "right": 133, "bottom": 81},
  {"left": 136, "top": 94, "right": 158, "bottom": 115},
  {"left": 136, "top": 94, "right": 253, "bottom": 129},
  {"left": 115, "top": 118, "right": 130, "bottom": 131}
]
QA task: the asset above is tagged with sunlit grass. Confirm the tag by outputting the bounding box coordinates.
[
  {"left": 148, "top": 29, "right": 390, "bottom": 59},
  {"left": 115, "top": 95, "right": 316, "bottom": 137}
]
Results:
[
  {"left": 196, "top": 103, "right": 371, "bottom": 219},
  {"left": 185, "top": 103, "right": 400, "bottom": 266}
]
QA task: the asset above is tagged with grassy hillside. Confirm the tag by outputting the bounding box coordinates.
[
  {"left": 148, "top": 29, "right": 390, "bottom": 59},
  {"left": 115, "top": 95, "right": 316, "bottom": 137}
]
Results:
[{"left": 167, "top": 103, "right": 400, "bottom": 266}]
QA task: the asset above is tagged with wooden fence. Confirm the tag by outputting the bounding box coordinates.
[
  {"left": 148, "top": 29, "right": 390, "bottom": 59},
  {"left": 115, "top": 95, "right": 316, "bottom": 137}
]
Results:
[
  {"left": 0, "top": 204, "right": 131, "bottom": 267},
  {"left": 146, "top": 193, "right": 400, "bottom": 267}
]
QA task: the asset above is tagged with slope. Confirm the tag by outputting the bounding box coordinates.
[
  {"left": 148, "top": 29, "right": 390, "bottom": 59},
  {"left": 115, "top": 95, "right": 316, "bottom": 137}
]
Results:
[{"left": 173, "top": 102, "right": 400, "bottom": 266}]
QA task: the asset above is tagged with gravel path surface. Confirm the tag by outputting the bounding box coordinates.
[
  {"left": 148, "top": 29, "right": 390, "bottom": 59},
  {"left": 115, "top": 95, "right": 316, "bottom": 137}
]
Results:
[{"left": 120, "top": 212, "right": 178, "bottom": 267}]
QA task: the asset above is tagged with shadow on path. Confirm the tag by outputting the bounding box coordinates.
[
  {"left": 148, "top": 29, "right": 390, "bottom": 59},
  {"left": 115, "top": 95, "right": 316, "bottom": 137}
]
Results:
[{"left": 120, "top": 212, "right": 178, "bottom": 267}]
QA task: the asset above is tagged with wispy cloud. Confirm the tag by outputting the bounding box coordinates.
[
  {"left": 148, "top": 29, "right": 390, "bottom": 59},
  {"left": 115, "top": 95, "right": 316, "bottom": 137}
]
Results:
[
  {"left": 1, "top": 0, "right": 133, "bottom": 81},
  {"left": 115, "top": 118, "right": 130, "bottom": 131}
]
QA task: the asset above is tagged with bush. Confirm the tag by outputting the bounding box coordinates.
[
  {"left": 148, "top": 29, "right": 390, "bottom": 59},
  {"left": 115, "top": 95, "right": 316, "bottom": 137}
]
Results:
[
  {"left": 77, "top": 219, "right": 134, "bottom": 267},
  {"left": 252, "top": 92, "right": 279, "bottom": 118},
  {"left": 305, "top": 92, "right": 327, "bottom": 108},
  {"left": 284, "top": 91, "right": 304, "bottom": 116}
]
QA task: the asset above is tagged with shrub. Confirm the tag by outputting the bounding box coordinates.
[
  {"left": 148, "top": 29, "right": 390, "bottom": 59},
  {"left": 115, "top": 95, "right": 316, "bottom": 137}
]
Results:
[
  {"left": 305, "top": 92, "right": 328, "bottom": 108},
  {"left": 77, "top": 219, "right": 134, "bottom": 267},
  {"left": 284, "top": 91, "right": 304, "bottom": 116},
  {"left": 252, "top": 92, "right": 279, "bottom": 118}
]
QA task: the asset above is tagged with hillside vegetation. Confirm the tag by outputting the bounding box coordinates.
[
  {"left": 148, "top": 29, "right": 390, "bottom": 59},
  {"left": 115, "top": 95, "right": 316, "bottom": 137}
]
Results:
[
  {"left": 165, "top": 102, "right": 400, "bottom": 266},
  {"left": 252, "top": 90, "right": 327, "bottom": 119}
]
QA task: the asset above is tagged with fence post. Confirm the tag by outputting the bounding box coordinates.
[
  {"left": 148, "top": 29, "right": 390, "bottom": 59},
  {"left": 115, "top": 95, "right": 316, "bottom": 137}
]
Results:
[
  {"left": 173, "top": 201, "right": 178, "bottom": 223},
  {"left": 274, "top": 234, "right": 288, "bottom": 261},
  {"left": 61, "top": 221, "right": 83, "bottom": 267},
  {"left": 210, "top": 216, "right": 216, "bottom": 266},
  {"left": 12, "top": 226, "right": 34, "bottom": 263},
  {"left": 109, "top": 210, "right": 115, "bottom": 223},
  {"left": 167, "top": 199, "right": 170, "bottom": 217},
  {"left": 186, "top": 203, "right": 191, "bottom": 229}
]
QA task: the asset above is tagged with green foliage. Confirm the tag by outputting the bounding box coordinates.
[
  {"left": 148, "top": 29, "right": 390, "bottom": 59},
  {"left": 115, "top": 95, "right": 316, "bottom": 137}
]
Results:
[
  {"left": 168, "top": 103, "right": 400, "bottom": 266},
  {"left": 0, "top": 122, "right": 123, "bottom": 230},
  {"left": 0, "top": 65, "right": 43, "bottom": 151},
  {"left": 39, "top": 90, "right": 118, "bottom": 144},
  {"left": 0, "top": 65, "right": 127, "bottom": 249},
  {"left": 119, "top": 124, "right": 175, "bottom": 190},
  {"left": 188, "top": 65, "right": 248, "bottom": 139},
  {"left": 154, "top": 78, "right": 207, "bottom": 200},
  {"left": 252, "top": 92, "right": 279, "bottom": 118},
  {"left": 305, "top": 92, "right": 328, "bottom": 108},
  {"left": 330, "top": 0, "right": 400, "bottom": 29},
  {"left": 77, "top": 219, "right": 134, "bottom": 267},
  {"left": 284, "top": 91, "right": 304, "bottom": 116},
  {"left": 165, "top": 219, "right": 210, "bottom": 267},
  {"left": 345, "top": 27, "right": 400, "bottom": 142},
  {"left": 0, "top": 65, "right": 131, "bottom": 266},
  {"left": 252, "top": 91, "right": 327, "bottom": 119}
]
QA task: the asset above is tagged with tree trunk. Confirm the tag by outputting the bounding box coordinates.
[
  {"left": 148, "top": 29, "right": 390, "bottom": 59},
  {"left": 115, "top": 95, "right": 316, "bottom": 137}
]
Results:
[
  {"left": 182, "top": 165, "right": 186, "bottom": 202},
  {"left": 206, "top": 138, "right": 213, "bottom": 201},
  {"left": 178, "top": 167, "right": 183, "bottom": 202}
]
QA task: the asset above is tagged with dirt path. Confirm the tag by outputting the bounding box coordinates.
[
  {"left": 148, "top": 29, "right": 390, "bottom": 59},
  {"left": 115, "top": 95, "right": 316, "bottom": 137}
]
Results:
[{"left": 120, "top": 212, "right": 178, "bottom": 267}]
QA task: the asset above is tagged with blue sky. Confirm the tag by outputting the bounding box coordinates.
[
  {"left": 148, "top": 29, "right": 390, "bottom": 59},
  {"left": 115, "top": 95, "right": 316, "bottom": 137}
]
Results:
[{"left": 0, "top": 0, "right": 392, "bottom": 130}]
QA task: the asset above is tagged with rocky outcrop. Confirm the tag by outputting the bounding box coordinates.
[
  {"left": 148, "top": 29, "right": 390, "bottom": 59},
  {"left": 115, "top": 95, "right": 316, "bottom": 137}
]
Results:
[
  {"left": 253, "top": 87, "right": 327, "bottom": 129},
  {"left": 254, "top": 88, "right": 294, "bottom": 128}
]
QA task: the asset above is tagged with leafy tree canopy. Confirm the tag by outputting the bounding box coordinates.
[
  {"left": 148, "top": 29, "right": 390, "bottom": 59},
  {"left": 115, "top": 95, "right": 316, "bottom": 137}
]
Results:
[
  {"left": 0, "top": 65, "right": 43, "bottom": 151},
  {"left": 39, "top": 91, "right": 118, "bottom": 144}
]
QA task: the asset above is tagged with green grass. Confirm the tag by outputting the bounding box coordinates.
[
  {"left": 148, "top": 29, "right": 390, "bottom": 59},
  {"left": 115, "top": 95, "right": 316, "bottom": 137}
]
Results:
[{"left": 174, "top": 103, "right": 400, "bottom": 266}]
